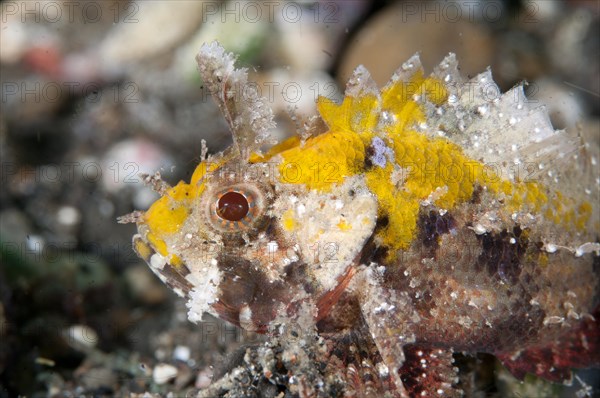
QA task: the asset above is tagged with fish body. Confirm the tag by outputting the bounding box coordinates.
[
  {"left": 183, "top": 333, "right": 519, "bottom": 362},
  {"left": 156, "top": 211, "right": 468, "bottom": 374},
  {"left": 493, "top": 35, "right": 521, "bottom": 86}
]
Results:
[{"left": 124, "top": 42, "right": 599, "bottom": 396}]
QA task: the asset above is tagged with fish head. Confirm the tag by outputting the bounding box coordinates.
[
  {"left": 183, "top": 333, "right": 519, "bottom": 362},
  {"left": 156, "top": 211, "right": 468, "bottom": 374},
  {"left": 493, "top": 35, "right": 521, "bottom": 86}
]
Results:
[{"left": 131, "top": 136, "right": 378, "bottom": 331}]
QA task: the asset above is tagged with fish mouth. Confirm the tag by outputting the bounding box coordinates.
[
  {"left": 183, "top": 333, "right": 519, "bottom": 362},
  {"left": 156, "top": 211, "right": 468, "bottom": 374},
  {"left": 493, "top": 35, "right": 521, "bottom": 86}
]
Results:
[
  {"left": 132, "top": 234, "right": 193, "bottom": 298},
  {"left": 211, "top": 255, "right": 292, "bottom": 332},
  {"left": 133, "top": 233, "right": 360, "bottom": 332},
  {"left": 212, "top": 255, "right": 359, "bottom": 333}
]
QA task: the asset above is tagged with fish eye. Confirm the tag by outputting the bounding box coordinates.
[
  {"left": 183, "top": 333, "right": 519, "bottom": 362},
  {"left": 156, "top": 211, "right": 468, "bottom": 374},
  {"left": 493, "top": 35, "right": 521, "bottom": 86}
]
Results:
[
  {"left": 217, "top": 191, "right": 250, "bottom": 222},
  {"left": 205, "top": 183, "right": 267, "bottom": 233}
]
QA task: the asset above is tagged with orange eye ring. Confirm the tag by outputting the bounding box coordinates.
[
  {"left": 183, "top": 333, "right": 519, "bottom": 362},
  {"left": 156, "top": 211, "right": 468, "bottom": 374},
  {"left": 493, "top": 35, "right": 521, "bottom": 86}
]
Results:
[{"left": 205, "top": 184, "right": 265, "bottom": 232}]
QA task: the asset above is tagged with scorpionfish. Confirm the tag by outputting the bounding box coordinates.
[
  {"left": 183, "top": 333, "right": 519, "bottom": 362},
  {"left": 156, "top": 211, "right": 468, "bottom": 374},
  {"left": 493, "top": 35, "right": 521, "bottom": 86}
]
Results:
[{"left": 122, "top": 42, "right": 600, "bottom": 396}]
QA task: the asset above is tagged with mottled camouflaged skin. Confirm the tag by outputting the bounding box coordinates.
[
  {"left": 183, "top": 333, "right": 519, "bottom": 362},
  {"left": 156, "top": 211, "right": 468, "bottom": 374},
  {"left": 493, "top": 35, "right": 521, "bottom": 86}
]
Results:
[
  {"left": 124, "top": 42, "right": 600, "bottom": 397},
  {"left": 368, "top": 203, "right": 596, "bottom": 353}
]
